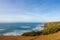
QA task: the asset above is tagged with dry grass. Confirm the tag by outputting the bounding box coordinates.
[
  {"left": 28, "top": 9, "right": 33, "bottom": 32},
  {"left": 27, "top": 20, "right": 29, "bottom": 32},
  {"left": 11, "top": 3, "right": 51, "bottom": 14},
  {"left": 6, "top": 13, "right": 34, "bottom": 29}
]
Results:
[
  {"left": 0, "top": 31, "right": 60, "bottom": 40},
  {"left": 36, "top": 31, "right": 60, "bottom": 40},
  {"left": 0, "top": 36, "right": 37, "bottom": 40}
]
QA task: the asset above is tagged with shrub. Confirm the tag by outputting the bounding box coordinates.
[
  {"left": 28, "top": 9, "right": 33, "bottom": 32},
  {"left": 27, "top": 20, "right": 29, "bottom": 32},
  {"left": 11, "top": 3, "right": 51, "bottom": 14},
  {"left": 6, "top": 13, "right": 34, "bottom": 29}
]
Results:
[{"left": 22, "top": 31, "right": 36, "bottom": 36}]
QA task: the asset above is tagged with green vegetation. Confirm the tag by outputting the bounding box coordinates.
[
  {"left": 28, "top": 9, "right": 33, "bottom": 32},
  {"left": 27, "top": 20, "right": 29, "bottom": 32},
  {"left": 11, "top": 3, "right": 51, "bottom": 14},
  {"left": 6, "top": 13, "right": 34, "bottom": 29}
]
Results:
[
  {"left": 40, "top": 26, "right": 60, "bottom": 35},
  {"left": 22, "top": 31, "right": 42, "bottom": 36},
  {"left": 22, "top": 22, "right": 60, "bottom": 36}
]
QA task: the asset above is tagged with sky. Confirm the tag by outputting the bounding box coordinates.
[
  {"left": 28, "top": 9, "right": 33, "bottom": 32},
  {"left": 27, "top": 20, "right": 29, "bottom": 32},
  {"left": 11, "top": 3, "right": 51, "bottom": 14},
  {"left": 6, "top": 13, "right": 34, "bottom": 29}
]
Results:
[{"left": 0, "top": 0, "right": 60, "bottom": 22}]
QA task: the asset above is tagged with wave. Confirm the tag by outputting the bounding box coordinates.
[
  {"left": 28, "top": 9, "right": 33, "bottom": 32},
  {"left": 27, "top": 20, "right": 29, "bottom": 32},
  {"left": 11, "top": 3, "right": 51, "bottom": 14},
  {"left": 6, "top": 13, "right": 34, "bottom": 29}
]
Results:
[
  {"left": 32, "top": 25, "right": 44, "bottom": 31},
  {"left": 0, "top": 29, "right": 5, "bottom": 30},
  {"left": 0, "top": 23, "right": 44, "bottom": 36},
  {"left": 20, "top": 26, "right": 31, "bottom": 28},
  {"left": 3, "top": 30, "right": 32, "bottom": 36}
]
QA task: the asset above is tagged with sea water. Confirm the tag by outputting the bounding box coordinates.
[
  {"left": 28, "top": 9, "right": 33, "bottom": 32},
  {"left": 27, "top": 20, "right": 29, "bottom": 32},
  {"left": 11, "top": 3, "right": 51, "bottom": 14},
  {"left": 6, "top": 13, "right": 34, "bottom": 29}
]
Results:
[{"left": 0, "top": 23, "right": 44, "bottom": 36}]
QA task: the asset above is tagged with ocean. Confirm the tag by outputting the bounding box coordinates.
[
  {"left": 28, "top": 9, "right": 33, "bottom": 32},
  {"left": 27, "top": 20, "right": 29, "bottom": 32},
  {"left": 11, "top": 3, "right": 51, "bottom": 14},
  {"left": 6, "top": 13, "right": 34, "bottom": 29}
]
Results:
[{"left": 0, "top": 23, "right": 44, "bottom": 36}]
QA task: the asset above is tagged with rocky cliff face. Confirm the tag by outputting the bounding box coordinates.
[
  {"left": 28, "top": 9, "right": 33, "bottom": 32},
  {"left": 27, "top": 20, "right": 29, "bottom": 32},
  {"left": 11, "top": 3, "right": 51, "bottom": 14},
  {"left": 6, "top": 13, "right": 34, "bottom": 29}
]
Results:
[{"left": 45, "top": 22, "right": 60, "bottom": 28}]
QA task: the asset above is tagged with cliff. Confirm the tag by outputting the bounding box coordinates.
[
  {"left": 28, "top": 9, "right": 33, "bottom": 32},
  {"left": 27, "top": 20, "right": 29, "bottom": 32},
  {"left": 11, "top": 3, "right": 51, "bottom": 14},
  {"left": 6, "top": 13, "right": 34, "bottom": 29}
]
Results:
[{"left": 45, "top": 22, "right": 60, "bottom": 28}]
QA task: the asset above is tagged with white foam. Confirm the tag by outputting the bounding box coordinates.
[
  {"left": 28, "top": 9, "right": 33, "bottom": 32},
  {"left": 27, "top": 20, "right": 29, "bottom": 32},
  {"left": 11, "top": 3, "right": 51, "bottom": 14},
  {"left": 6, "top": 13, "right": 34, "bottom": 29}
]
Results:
[
  {"left": 0, "top": 29, "right": 5, "bottom": 30},
  {"left": 32, "top": 25, "right": 44, "bottom": 31},
  {"left": 3, "top": 30, "right": 31, "bottom": 36},
  {"left": 20, "top": 26, "right": 31, "bottom": 28},
  {"left": 3, "top": 31, "right": 21, "bottom": 36}
]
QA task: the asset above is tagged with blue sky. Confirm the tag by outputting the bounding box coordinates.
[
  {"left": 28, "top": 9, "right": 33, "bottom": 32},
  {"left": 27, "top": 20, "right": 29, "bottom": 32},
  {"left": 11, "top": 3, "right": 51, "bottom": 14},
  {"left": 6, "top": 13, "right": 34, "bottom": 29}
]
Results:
[{"left": 0, "top": 0, "right": 60, "bottom": 22}]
